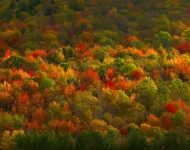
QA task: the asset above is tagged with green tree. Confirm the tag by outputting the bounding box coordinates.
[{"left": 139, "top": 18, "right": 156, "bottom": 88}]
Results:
[
  {"left": 75, "top": 130, "right": 104, "bottom": 150},
  {"left": 28, "top": 0, "right": 41, "bottom": 9},
  {"left": 156, "top": 16, "right": 171, "bottom": 32},
  {"left": 126, "top": 130, "right": 150, "bottom": 150},
  {"left": 153, "top": 80, "right": 170, "bottom": 115},
  {"left": 182, "top": 27, "right": 190, "bottom": 42},
  {"left": 9, "top": 0, "right": 16, "bottom": 9},
  {"left": 0, "top": 113, "right": 24, "bottom": 131},
  {"left": 60, "top": 62, "right": 69, "bottom": 71},
  {"left": 121, "top": 63, "right": 137, "bottom": 75},
  {"left": 136, "top": 77, "right": 158, "bottom": 111},
  {"left": 157, "top": 80, "right": 170, "bottom": 104},
  {"left": 169, "top": 79, "right": 183, "bottom": 100},
  {"left": 182, "top": 82, "right": 190, "bottom": 103},
  {"left": 5, "top": 55, "right": 25, "bottom": 69},
  {"left": 99, "top": 37, "right": 115, "bottom": 47},
  {"left": 18, "top": 0, "right": 27, "bottom": 12},
  {"left": 163, "top": 131, "right": 190, "bottom": 150},
  {"left": 62, "top": 46, "right": 74, "bottom": 60},
  {"left": 114, "top": 58, "right": 125, "bottom": 68},
  {"left": 12, "top": 132, "right": 34, "bottom": 150},
  {"left": 116, "top": 90, "right": 130, "bottom": 116},
  {"left": 73, "top": 91, "right": 99, "bottom": 121},
  {"left": 67, "top": 0, "right": 77, "bottom": 11},
  {"left": 98, "top": 64, "right": 106, "bottom": 79},
  {"left": 155, "top": 31, "right": 173, "bottom": 51},
  {"left": 46, "top": 101, "right": 61, "bottom": 120},
  {"left": 55, "top": 133, "right": 73, "bottom": 150},
  {"left": 131, "top": 40, "right": 143, "bottom": 49},
  {"left": 103, "top": 130, "right": 120, "bottom": 150},
  {"left": 39, "top": 76, "right": 55, "bottom": 90},
  {"left": 171, "top": 110, "right": 185, "bottom": 128},
  {"left": 32, "top": 131, "right": 56, "bottom": 150},
  {"left": 149, "top": 127, "right": 165, "bottom": 150},
  {"left": 74, "top": 18, "right": 93, "bottom": 34},
  {"left": 13, "top": 131, "right": 65, "bottom": 150}
]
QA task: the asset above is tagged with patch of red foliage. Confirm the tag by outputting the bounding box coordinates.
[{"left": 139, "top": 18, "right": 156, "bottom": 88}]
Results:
[
  {"left": 84, "top": 9, "right": 89, "bottom": 16},
  {"left": 115, "top": 80, "right": 130, "bottom": 93},
  {"left": 165, "top": 102, "right": 178, "bottom": 114},
  {"left": 28, "top": 71, "right": 34, "bottom": 77},
  {"left": 84, "top": 69, "right": 100, "bottom": 84},
  {"left": 152, "top": 69, "right": 161, "bottom": 78},
  {"left": 186, "top": 8, "right": 190, "bottom": 16},
  {"left": 12, "top": 79, "right": 22, "bottom": 85},
  {"left": 78, "top": 43, "right": 87, "bottom": 53},
  {"left": 0, "top": 41, "right": 9, "bottom": 51},
  {"left": 33, "top": 50, "right": 47, "bottom": 58},
  {"left": 121, "top": 128, "right": 128, "bottom": 136},
  {"left": 131, "top": 70, "right": 143, "bottom": 80},
  {"left": 24, "top": 119, "right": 41, "bottom": 132},
  {"left": 4, "top": 49, "right": 11, "bottom": 57},
  {"left": 32, "top": 53, "right": 39, "bottom": 59},
  {"left": 105, "top": 81, "right": 115, "bottom": 89},
  {"left": 79, "top": 84, "right": 87, "bottom": 91},
  {"left": 173, "top": 42, "right": 190, "bottom": 54},
  {"left": 163, "top": 114, "right": 171, "bottom": 130},
  {"left": 106, "top": 68, "right": 115, "bottom": 81},
  {"left": 173, "top": 100, "right": 189, "bottom": 112},
  {"left": 11, "top": 37, "right": 18, "bottom": 43},
  {"left": 22, "top": 93, "right": 29, "bottom": 101}
]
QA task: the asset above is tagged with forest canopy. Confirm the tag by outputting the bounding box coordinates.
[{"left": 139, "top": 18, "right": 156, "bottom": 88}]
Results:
[{"left": 1, "top": 0, "right": 190, "bottom": 149}]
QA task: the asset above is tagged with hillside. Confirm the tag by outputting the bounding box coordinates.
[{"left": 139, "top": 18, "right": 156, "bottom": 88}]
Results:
[{"left": 1, "top": 0, "right": 190, "bottom": 149}]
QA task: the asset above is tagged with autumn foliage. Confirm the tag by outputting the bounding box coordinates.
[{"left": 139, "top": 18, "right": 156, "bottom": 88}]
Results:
[
  {"left": 121, "top": 128, "right": 128, "bottom": 136},
  {"left": 165, "top": 103, "right": 178, "bottom": 114},
  {"left": 1, "top": 0, "right": 190, "bottom": 149}
]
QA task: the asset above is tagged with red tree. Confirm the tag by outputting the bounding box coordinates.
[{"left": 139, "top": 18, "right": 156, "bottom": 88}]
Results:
[
  {"left": 131, "top": 70, "right": 143, "bottom": 80},
  {"left": 105, "top": 68, "right": 115, "bottom": 81},
  {"left": 105, "top": 81, "right": 115, "bottom": 89},
  {"left": 165, "top": 102, "right": 178, "bottom": 114},
  {"left": 84, "top": 69, "right": 100, "bottom": 84}
]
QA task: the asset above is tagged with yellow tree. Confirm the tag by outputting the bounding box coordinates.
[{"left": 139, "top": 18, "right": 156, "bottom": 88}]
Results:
[
  {"left": 73, "top": 91, "right": 99, "bottom": 123},
  {"left": 0, "top": 81, "right": 13, "bottom": 111},
  {"left": 90, "top": 119, "right": 108, "bottom": 132},
  {"left": 0, "top": 130, "right": 24, "bottom": 150}
]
